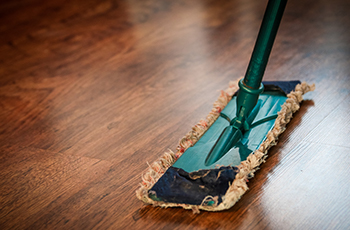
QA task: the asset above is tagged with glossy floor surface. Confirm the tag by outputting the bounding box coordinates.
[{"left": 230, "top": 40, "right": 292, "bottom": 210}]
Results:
[{"left": 1, "top": 0, "right": 349, "bottom": 229}]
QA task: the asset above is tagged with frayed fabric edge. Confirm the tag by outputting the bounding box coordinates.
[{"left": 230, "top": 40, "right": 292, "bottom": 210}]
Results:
[{"left": 135, "top": 80, "right": 315, "bottom": 214}]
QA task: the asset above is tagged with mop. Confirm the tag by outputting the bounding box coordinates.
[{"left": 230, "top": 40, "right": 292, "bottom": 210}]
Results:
[{"left": 136, "top": 0, "right": 314, "bottom": 213}]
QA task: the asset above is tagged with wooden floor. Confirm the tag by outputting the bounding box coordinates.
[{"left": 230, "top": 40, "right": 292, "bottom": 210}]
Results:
[{"left": 1, "top": 0, "right": 349, "bottom": 229}]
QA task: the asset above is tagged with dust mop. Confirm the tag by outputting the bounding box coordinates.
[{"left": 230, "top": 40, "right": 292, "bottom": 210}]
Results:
[{"left": 136, "top": 0, "right": 314, "bottom": 213}]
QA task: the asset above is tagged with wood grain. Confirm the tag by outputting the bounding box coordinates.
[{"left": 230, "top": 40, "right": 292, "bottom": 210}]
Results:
[{"left": 1, "top": 0, "right": 349, "bottom": 229}]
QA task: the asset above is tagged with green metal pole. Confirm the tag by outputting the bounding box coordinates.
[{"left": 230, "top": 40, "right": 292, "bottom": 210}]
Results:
[
  {"left": 243, "top": 0, "right": 288, "bottom": 89},
  {"left": 205, "top": 0, "right": 288, "bottom": 166},
  {"left": 235, "top": 0, "right": 288, "bottom": 128}
]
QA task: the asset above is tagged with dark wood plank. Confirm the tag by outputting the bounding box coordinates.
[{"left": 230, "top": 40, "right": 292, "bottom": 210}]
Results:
[
  {"left": 257, "top": 142, "right": 350, "bottom": 229},
  {"left": 304, "top": 96, "right": 350, "bottom": 148},
  {"left": 0, "top": 0, "right": 350, "bottom": 229},
  {"left": 0, "top": 146, "right": 112, "bottom": 229}
]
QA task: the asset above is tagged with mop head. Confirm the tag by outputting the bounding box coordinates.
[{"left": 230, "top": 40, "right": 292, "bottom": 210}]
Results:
[{"left": 136, "top": 79, "right": 315, "bottom": 213}]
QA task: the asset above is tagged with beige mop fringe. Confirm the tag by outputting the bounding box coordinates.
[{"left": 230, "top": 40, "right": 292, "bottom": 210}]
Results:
[{"left": 136, "top": 80, "right": 315, "bottom": 213}]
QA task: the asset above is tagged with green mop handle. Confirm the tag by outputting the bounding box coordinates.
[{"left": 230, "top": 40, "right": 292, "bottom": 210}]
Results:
[
  {"left": 235, "top": 0, "right": 288, "bottom": 126},
  {"left": 205, "top": 0, "right": 288, "bottom": 166},
  {"left": 244, "top": 0, "right": 288, "bottom": 88}
]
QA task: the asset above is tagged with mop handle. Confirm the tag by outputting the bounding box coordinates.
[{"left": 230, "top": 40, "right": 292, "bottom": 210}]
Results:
[
  {"left": 205, "top": 0, "right": 289, "bottom": 166},
  {"left": 234, "top": 0, "right": 288, "bottom": 127},
  {"left": 243, "top": 0, "right": 288, "bottom": 89}
]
